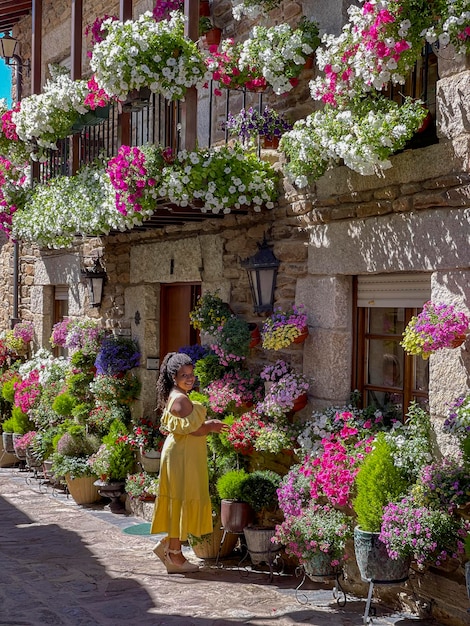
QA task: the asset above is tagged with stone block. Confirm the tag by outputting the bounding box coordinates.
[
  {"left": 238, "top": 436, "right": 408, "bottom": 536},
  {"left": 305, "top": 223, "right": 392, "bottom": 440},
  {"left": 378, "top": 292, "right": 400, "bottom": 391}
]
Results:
[
  {"left": 437, "top": 71, "right": 470, "bottom": 139},
  {"left": 296, "top": 275, "right": 352, "bottom": 331}
]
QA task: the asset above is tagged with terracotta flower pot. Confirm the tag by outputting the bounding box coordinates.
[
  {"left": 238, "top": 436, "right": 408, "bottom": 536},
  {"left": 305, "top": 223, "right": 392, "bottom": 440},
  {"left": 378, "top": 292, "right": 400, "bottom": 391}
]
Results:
[
  {"left": 261, "top": 136, "right": 280, "bottom": 150},
  {"left": 450, "top": 334, "right": 467, "bottom": 349},
  {"left": 291, "top": 393, "right": 308, "bottom": 413},
  {"left": 199, "top": 0, "right": 211, "bottom": 16},
  {"left": 203, "top": 27, "right": 222, "bottom": 48},
  {"left": 292, "top": 326, "right": 309, "bottom": 344},
  {"left": 248, "top": 323, "right": 261, "bottom": 348}
]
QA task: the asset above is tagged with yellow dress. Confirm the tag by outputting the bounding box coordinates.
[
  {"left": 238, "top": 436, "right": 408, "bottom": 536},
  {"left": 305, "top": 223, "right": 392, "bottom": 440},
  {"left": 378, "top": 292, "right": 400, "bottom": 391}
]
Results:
[{"left": 150, "top": 399, "right": 213, "bottom": 541}]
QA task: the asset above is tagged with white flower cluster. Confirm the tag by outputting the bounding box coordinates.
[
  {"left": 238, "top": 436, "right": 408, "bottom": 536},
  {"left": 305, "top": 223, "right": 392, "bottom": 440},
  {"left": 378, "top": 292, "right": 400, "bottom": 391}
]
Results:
[
  {"left": 240, "top": 22, "right": 318, "bottom": 95},
  {"left": 12, "top": 73, "right": 88, "bottom": 154},
  {"left": 158, "top": 147, "right": 277, "bottom": 213},
  {"left": 11, "top": 165, "right": 142, "bottom": 248},
  {"left": 231, "top": 0, "right": 281, "bottom": 21},
  {"left": 424, "top": 0, "right": 470, "bottom": 56},
  {"left": 90, "top": 11, "right": 210, "bottom": 102},
  {"left": 279, "top": 96, "right": 427, "bottom": 187}
]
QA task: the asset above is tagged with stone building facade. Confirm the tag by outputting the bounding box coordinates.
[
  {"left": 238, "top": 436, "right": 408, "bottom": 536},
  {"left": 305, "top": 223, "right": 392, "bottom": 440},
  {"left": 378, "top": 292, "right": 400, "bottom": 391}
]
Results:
[{"left": 1, "top": 1, "right": 470, "bottom": 623}]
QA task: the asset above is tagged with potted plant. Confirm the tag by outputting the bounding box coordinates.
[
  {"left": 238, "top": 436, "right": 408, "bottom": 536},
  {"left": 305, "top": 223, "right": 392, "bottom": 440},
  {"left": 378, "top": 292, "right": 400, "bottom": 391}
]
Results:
[
  {"left": 89, "top": 372, "right": 141, "bottom": 406},
  {"left": 124, "top": 416, "right": 165, "bottom": 474},
  {"left": 94, "top": 335, "right": 141, "bottom": 376},
  {"left": 205, "top": 370, "right": 263, "bottom": 415},
  {"left": 90, "top": 11, "right": 209, "bottom": 102},
  {"left": 216, "top": 468, "right": 254, "bottom": 532},
  {"left": 4, "top": 320, "right": 34, "bottom": 358},
  {"left": 50, "top": 424, "right": 102, "bottom": 504},
  {"left": 261, "top": 304, "right": 308, "bottom": 350},
  {"left": 226, "top": 106, "right": 293, "bottom": 149},
  {"left": 274, "top": 503, "right": 353, "bottom": 578},
  {"left": 199, "top": 16, "right": 222, "bottom": 48},
  {"left": 206, "top": 38, "right": 266, "bottom": 92},
  {"left": 256, "top": 360, "right": 310, "bottom": 420},
  {"left": 125, "top": 471, "right": 159, "bottom": 501},
  {"left": 353, "top": 433, "right": 411, "bottom": 583},
  {"left": 210, "top": 315, "right": 252, "bottom": 365},
  {"left": 400, "top": 301, "right": 470, "bottom": 359},
  {"left": 189, "top": 291, "right": 232, "bottom": 334},
  {"left": 238, "top": 18, "right": 320, "bottom": 95}
]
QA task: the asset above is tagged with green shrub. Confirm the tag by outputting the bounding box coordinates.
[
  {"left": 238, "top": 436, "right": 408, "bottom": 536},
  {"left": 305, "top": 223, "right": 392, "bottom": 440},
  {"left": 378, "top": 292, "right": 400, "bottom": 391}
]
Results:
[
  {"left": 239, "top": 470, "right": 281, "bottom": 512},
  {"left": 1, "top": 378, "right": 18, "bottom": 404},
  {"left": 101, "top": 419, "right": 134, "bottom": 481},
  {"left": 52, "top": 392, "right": 76, "bottom": 417},
  {"left": 194, "top": 354, "right": 225, "bottom": 388},
  {"left": 3, "top": 407, "right": 34, "bottom": 434},
  {"left": 70, "top": 349, "right": 97, "bottom": 370},
  {"left": 353, "top": 433, "right": 408, "bottom": 532},
  {"left": 216, "top": 469, "right": 249, "bottom": 501}
]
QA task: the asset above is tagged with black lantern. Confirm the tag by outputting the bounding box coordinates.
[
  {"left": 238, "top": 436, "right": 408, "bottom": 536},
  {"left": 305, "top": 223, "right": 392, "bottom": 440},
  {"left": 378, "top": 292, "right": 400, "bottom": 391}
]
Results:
[
  {"left": 241, "top": 239, "right": 279, "bottom": 314},
  {"left": 0, "top": 33, "right": 18, "bottom": 63},
  {"left": 81, "top": 257, "right": 106, "bottom": 308}
]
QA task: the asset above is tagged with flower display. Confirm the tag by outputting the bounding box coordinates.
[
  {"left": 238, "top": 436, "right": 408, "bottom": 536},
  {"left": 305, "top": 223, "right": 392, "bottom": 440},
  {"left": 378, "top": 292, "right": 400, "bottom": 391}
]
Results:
[
  {"left": 226, "top": 106, "right": 293, "bottom": 145},
  {"left": 231, "top": 0, "right": 281, "bottom": 21},
  {"left": 443, "top": 394, "right": 470, "bottom": 441},
  {"left": 210, "top": 315, "right": 252, "bottom": 365},
  {"left": 125, "top": 471, "right": 159, "bottom": 499},
  {"left": 189, "top": 291, "right": 232, "bottom": 333},
  {"left": 279, "top": 95, "right": 427, "bottom": 187},
  {"left": 94, "top": 336, "right": 141, "bottom": 375},
  {"left": 261, "top": 304, "right": 308, "bottom": 350},
  {"left": 124, "top": 417, "right": 165, "bottom": 453},
  {"left": 274, "top": 503, "right": 353, "bottom": 567},
  {"left": 59, "top": 319, "right": 107, "bottom": 355},
  {"left": 253, "top": 421, "right": 300, "bottom": 455},
  {"left": 11, "top": 162, "right": 148, "bottom": 248},
  {"left": 400, "top": 301, "right": 469, "bottom": 359},
  {"left": 177, "top": 343, "right": 209, "bottom": 364},
  {"left": 12, "top": 69, "right": 89, "bottom": 158},
  {"left": 159, "top": 144, "right": 278, "bottom": 214},
  {"left": 89, "top": 373, "right": 141, "bottom": 405},
  {"left": 310, "top": 0, "right": 434, "bottom": 106},
  {"left": 12, "top": 430, "right": 37, "bottom": 452},
  {"left": 256, "top": 361, "right": 310, "bottom": 419},
  {"left": 0, "top": 155, "right": 29, "bottom": 237},
  {"left": 13, "top": 369, "right": 41, "bottom": 413},
  {"left": 226, "top": 411, "right": 267, "bottom": 455},
  {"left": 412, "top": 458, "right": 470, "bottom": 513},
  {"left": 49, "top": 318, "right": 71, "bottom": 348},
  {"left": 106, "top": 145, "right": 165, "bottom": 217},
  {"left": 84, "top": 14, "right": 119, "bottom": 58},
  {"left": 206, "top": 38, "right": 266, "bottom": 92},
  {"left": 379, "top": 495, "right": 470, "bottom": 567},
  {"left": 300, "top": 422, "right": 373, "bottom": 509},
  {"left": 205, "top": 369, "right": 263, "bottom": 414},
  {"left": 153, "top": 0, "right": 183, "bottom": 22},
  {"left": 4, "top": 320, "right": 34, "bottom": 356},
  {"left": 424, "top": 0, "right": 470, "bottom": 56},
  {"left": 90, "top": 11, "right": 210, "bottom": 102},
  {"left": 239, "top": 19, "right": 320, "bottom": 95}
]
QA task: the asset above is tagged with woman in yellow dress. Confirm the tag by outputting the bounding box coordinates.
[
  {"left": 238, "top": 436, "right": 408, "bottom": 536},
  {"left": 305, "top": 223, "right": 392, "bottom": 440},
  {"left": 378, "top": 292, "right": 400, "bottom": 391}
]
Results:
[{"left": 151, "top": 352, "right": 227, "bottom": 573}]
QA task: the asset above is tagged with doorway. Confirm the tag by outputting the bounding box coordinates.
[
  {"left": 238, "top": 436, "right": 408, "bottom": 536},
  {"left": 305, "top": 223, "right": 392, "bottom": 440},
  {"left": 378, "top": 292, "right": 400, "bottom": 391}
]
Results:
[{"left": 160, "top": 284, "right": 201, "bottom": 358}]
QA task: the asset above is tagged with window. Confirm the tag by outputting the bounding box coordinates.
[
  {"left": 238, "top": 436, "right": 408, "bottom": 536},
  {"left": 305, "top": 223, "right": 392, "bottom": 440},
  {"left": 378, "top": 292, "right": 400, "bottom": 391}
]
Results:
[{"left": 354, "top": 274, "right": 430, "bottom": 422}]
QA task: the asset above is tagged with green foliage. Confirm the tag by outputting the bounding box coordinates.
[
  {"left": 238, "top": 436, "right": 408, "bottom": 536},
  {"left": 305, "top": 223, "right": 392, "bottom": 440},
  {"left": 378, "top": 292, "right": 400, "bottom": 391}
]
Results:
[
  {"left": 353, "top": 433, "right": 409, "bottom": 532},
  {"left": 239, "top": 470, "right": 281, "bottom": 512},
  {"left": 51, "top": 453, "right": 95, "bottom": 479},
  {"left": 213, "top": 316, "right": 251, "bottom": 360},
  {"left": 52, "top": 392, "right": 76, "bottom": 417},
  {"left": 1, "top": 378, "right": 18, "bottom": 404},
  {"left": 66, "top": 371, "right": 95, "bottom": 400},
  {"left": 3, "top": 407, "right": 34, "bottom": 434},
  {"left": 194, "top": 354, "right": 225, "bottom": 389},
  {"left": 31, "top": 425, "right": 61, "bottom": 462},
  {"left": 216, "top": 469, "right": 249, "bottom": 501},
  {"left": 71, "top": 402, "right": 93, "bottom": 424},
  {"left": 101, "top": 419, "right": 134, "bottom": 481},
  {"left": 70, "top": 349, "right": 97, "bottom": 370}
]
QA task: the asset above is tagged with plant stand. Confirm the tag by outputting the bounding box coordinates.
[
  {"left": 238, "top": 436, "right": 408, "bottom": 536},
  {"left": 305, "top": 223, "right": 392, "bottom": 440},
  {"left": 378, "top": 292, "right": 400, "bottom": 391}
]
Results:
[
  {"left": 94, "top": 479, "right": 126, "bottom": 514},
  {"left": 295, "top": 565, "right": 346, "bottom": 608}
]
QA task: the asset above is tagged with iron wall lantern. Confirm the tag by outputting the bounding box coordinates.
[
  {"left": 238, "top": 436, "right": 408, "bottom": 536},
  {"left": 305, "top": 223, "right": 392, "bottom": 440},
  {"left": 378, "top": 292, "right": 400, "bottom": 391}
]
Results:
[
  {"left": 241, "top": 239, "right": 279, "bottom": 314},
  {"left": 81, "top": 257, "right": 106, "bottom": 308}
]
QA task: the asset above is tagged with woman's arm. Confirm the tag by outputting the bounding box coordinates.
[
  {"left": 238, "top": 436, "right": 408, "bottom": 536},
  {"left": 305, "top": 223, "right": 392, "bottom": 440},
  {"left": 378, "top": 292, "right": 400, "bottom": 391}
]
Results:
[{"left": 190, "top": 420, "right": 228, "bottom": 436}]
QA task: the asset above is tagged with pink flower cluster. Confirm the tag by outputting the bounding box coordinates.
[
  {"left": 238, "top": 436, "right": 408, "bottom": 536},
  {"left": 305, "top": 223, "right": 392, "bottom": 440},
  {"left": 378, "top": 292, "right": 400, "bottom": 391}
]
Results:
[
  {"left": 301, "top": 423, "right": 373, "bottom": 509},
  {"left": 84, "top": 76, "right": 110, "bottom": 110},
  {"left": 14, "top": 369, "right": 41, "bottom": 413},
  {"left": 12, "top": 321, "right": 34, "bottom": 343},
  {"left": 413, "top": 301, "right": 469, "bottom": 352},
  {"left": 0, "top": 155, "right": 26, "bottom": 236},
  {"left": 107, "top": 146, "right": 156, "bottom": 216},
  {"left": 205, "top": 370, "right": 262, "bottom": 414},
  {"left": 1, "top": 104, "right": 20, "bottom": 141},
  {"left": 227, "top": 412, "right": 266, "bottom": 455},
  {"left": 312, "top": 0, "right": 416, "bottom": 106},
  {"left": 85, "top": 15, "right": 118, "bottom": 57},
  {"left": 152, "top": 0, "right": 183, "bottom": 22}
]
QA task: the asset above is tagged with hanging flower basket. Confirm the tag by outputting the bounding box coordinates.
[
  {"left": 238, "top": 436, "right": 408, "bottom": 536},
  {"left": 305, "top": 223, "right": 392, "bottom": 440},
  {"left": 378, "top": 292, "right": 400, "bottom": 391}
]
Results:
[
  {"left": 292, "top": 326, "right": 309, "bottom": 344},
  {"left": 249, "top": 323, "right": 261, "bottom": 348},
  {"left": 450, "top": 334, "right": 467, "bottom": 349},
  {"left": 291, "top": 392, "right": 308, "bottom": 413}
]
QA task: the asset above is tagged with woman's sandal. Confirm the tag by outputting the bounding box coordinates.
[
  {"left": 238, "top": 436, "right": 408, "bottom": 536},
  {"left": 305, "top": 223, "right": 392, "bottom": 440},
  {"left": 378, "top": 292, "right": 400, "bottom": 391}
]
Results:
[
  {"left": 152, "top": 537, "right": 169, "bottom": 565},
  {"left": 165, "top": 548, "right": 200, "bottom": 574}
]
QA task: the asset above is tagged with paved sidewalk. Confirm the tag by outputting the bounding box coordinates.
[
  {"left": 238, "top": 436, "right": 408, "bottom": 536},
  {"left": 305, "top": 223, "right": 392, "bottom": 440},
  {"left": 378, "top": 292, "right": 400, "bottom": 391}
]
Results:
[{"left": 0, "top": 467, "right": 444, "bottom": 626}]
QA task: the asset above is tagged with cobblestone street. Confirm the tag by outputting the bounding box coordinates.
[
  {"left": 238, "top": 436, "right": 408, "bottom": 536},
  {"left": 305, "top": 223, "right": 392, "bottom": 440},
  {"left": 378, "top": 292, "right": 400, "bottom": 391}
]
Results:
[{"left": 0, "top": 467, "right": 446, "bottom": 626}]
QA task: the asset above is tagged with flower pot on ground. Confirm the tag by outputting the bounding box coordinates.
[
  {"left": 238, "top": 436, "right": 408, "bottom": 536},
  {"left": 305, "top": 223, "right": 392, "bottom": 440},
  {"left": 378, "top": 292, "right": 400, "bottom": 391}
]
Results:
[
  {"left": 352, "top": 433, "right": 410, "bottom": 582},
  {"left": 137, "top": 448, "right": 161, "bottom": 474},
  {"left": 238, "top": 469, "right": 282, "bottom": 527},
  {"left": 217, "top": 469, "right": 254, "bottom": 532},
  {"left": 65, "top": 473, "right": 101, "bottom": 505},
  {"left": 0, "top": 434, "right": 18, "bottom": 466},
  {"left": 125, "top": 471, "right": 159, "bottom": 502},
  {"left": 2, "top": 431, "right": 15, "bottom": 455},
  {"left": 243, "top": 526, "right": 280, "bottom": 566},
  {"left": 189, "top": 514, "right": 239, "bottom": 559}
]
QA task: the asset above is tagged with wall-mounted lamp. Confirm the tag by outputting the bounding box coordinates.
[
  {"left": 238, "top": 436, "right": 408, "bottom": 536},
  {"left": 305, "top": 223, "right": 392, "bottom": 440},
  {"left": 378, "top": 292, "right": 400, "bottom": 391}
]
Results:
[
  {"left": 81, "top": 257, "right": 107, "bottom": 308},
  {"left": 241, "top": 238, "right": 279, "bottom": 314},
  {"left": 0, "top": 33, "right": 18, "bottom": 61}
]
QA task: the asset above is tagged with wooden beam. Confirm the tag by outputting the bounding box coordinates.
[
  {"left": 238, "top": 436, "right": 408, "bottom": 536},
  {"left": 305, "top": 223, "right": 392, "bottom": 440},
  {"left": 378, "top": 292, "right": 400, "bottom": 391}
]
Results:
[
  {"left": 181, "top": 0, "right": 198, "bottom": 152},
  {"left": 31, "top": 0, "right": 41, "bottom": 94},
  {"left": 118, "top": 0, "right": 132, "bottom": 147},
  {"left": 70, "top": 0, "right": 82, "bottom": 175}
]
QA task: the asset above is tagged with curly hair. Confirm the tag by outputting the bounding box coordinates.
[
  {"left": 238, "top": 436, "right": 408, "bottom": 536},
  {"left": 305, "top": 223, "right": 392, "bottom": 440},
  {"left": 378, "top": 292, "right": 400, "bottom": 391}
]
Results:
[{"left": 156, "top": 352, "right": 193, "bottom": 411}]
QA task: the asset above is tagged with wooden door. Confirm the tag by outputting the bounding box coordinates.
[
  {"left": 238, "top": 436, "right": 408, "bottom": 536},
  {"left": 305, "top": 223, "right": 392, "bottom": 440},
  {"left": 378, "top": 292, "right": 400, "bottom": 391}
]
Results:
[{"left": 160, "top": 284, "right": 200, "bottom": 358}]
